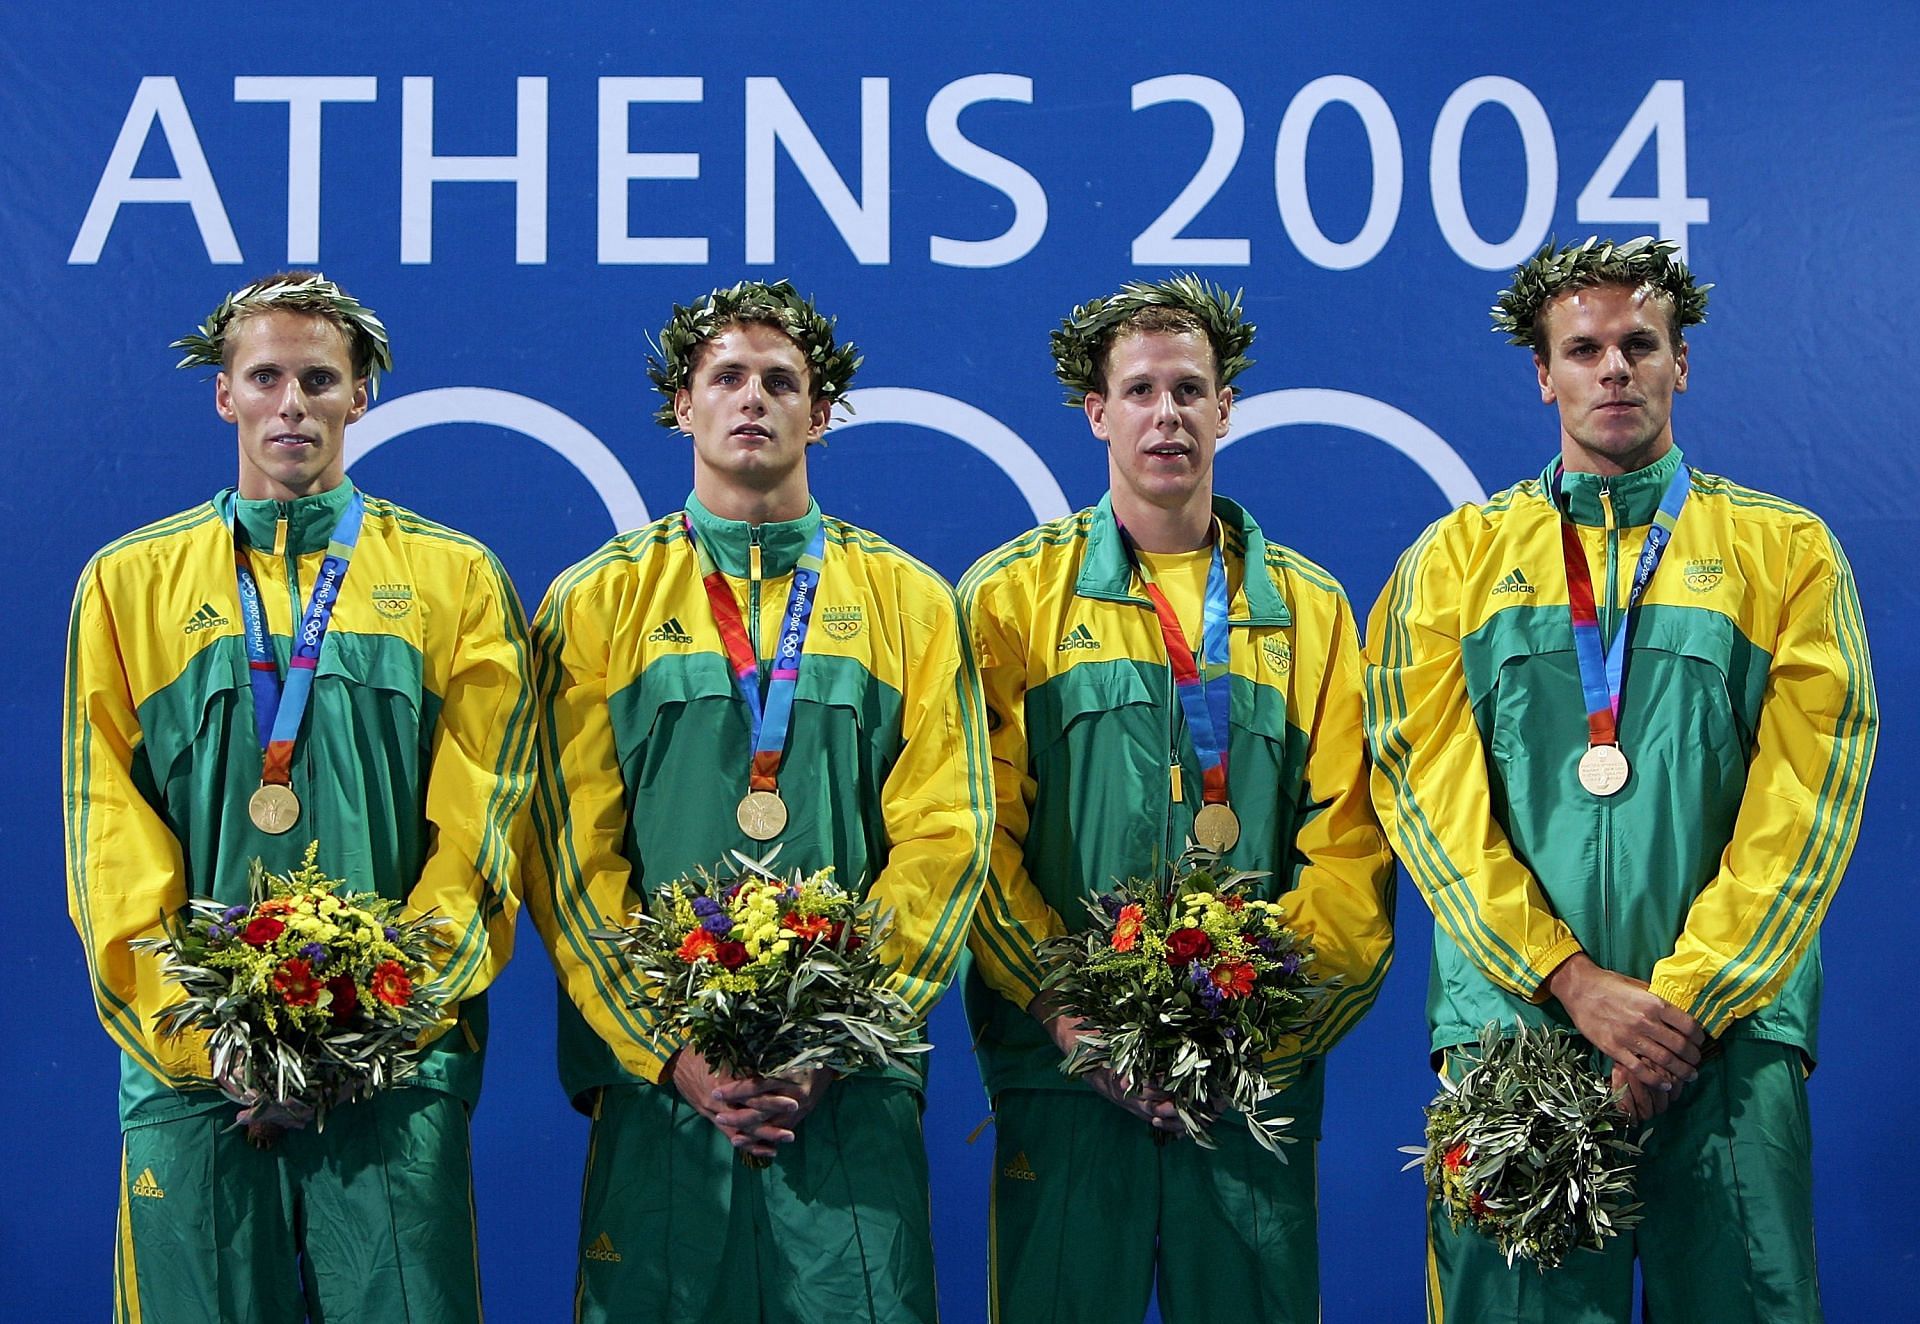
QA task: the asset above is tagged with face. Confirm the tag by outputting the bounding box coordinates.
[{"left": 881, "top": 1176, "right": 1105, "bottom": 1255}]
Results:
[
  {"left": 1535, "top": 283, "right": 1688, "bottom": 476},
  {"left": 217, "top": 310, "right": 368, "bottom": 500},
  {"left": 675, "top": 321, "right": 829, "bottom": 504},
  {"left": 1086, "top": 329, "right": 1232, "bottom": 521}
]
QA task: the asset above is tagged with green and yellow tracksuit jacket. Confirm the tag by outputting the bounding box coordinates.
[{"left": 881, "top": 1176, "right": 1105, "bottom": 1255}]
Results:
[
  {"left": 961, "top": 494, "right": 1396, "bottom": 1104},
  {"left": 63, "top": 481, "right": 537, "bottom": 1128},
  {"left": 1365, "top": 447, "right": 1877, "bottom": 1061},
  {"left": 527, "top": 496, "right": 992, "bottom": 1102}
]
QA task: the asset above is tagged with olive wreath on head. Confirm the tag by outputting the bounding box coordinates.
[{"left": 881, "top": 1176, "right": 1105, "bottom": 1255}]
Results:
[
  {"left": 1049, "top": 273, "right": 1255, "bottom": 408},
  {"left": 172, "top": 273, "right": 393, "bottom": 396},
  {"left": 1492, "top": 236, "right": 1710, "bottom": 348},
  {"left": 647, "top": 279, "right": 861, "bottom": 430}
]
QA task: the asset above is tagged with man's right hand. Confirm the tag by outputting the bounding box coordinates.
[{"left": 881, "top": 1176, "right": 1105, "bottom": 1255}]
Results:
[
  {"left": 666, "top": 1051, "right": 828, "bottom": 1160},
  {"left": 1031, "top": 996, "right": 1188, "bottom": 1134},
  {"left": 1546, "top": 952, "right": 1705, "bottom": 1120}
]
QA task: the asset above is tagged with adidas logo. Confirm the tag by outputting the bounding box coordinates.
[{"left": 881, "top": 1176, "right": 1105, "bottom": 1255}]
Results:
[
  {"left": 1056, "top": 623, "right": 1100, "bottom": 652},
  {"left": 131, "top": 1167, "right": 166, "bottom": 1199},
  {"left": 182, "top": 602, "right": 229, "bottom": 635},
  {"left": 646, "top": 617, "right": 695, "bottom": 644},
  {"left": 1491, "top": 569, "right": 1536, "bottom": 596},
  {"left": 584, "top": 1231, "right": 622, "bottom": 1263},
  {"left": 1001, "top": 1151, "right": 1037, "bottom": 1182}
]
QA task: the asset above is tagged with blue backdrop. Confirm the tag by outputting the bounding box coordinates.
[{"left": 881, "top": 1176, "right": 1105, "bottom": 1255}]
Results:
[{"left": 4, "top": 3, "right": 1916, "bottom": 1318}]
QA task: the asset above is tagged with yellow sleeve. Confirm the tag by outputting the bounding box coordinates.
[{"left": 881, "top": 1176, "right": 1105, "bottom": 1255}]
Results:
[
  {"left": 62, "top": 560, "right": 212, "bottom": 1086},
  {"left": 524, "top": 568, "right": 678, "bottom": 1084},
  {"left": 867, "top": 578, "right": 993, "bottom": 1017},
  {"left": 1264, "top": 587, "right": 1396, "bottom": 1086},
  {"left": 1364, "top": 521, "right": 1584, "bottom": 1000},
  {"left": 1649, "top": 528, "right": 1877, "bottom": 1035},
  {"left": 959, "top": 564, "right": 1066, "bottom": 1010},
  {"left": 406, "top": 550, "right": 537, "bottom": 1031}
]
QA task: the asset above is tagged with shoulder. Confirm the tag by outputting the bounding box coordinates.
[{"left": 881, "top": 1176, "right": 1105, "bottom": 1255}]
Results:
[
  {"left": 80, "top": 501, "right": 223, "bottom": 600},
  {"left": 958, "top": 506, "right": 1099, "bottom": 604},
  {"left": 540, "top": 512, "right": 688, "bottom": 613},
  {"left": 1251, "top": 537, "right": 1351, "bottom": 616},
  {"left": 821, "top": 515, "right": 963, "bottom": 627}
]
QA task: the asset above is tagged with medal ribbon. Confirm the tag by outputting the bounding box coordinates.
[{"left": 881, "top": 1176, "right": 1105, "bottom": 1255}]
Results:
[
  {"left": 683, "top": 515, "right": 828, "bottom": 793},
  {"left": 233, "top": 492, "right": 367, "bottom": 786},
  {"left": 1556, "top": 463, "right": 1689, "bottom": 747},
  {"left": 1119, "top": 518, "right": 1233, "bottom": 806}
]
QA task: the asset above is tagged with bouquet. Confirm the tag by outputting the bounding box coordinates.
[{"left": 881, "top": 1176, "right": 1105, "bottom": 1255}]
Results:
[
  {"left": 1401, "top": 1021, "right": 1643, "bottom": 1268},
  {"left": 130, "top": 842, "right": 451, "bottom": 1142},
  {"left": 1034, "top": 847, "right": 1333, "bottom": 1156},
  {"left": 593, "top": 851, "right": 929, "bottom": 1162}
]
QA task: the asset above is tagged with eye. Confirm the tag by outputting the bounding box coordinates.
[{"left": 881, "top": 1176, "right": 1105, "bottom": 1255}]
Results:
[
  {"left": 714, "top": 370, "right": 740, "bottom": 386},
  {"left": 1127, "top": 381, "right": 1152, "bottom": 395},
  {"left": 251, "top": 369, "right": 277, "bottom": 386}
]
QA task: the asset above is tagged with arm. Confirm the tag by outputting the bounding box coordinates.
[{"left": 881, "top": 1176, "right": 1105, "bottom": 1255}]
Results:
[
  {"left": 1648, "top": 526, "right": 1877, "bottom": 1036},
  {"left": 1262, "top": 588, "right": 1395, "bottom": 1088},
  {"left": 867, "top": 579, "right": 993, "bottom": 1019},
  {"left": 957, "top": 565, "right": 1067, "bottom": 1009},
  {"left": 63, "top": 560, "right": 211, "bottom": 1086},
  {"left": 1362, "top": 522, "right": 1584, "bottom": 1000},
  {"left": 405, "top": 551, "right": 538, "bottom": 1031},
  {"left": 524, "top": 571, "right": 680, "bottom": 1083}
]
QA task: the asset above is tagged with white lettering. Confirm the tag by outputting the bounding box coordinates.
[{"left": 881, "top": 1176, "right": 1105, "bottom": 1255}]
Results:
[
  {"left": 1429, "top": 76, "right": 1557, "bottom": 270},
  {"left": 401, "top": 76, "right": 549, "bottom": 264},
  {"left": 1274, "top": 75, "right": 1402, "bottom": 271},
  {"left": 926, "top": 74, "right": 1047, "bottom": 268},
  {"left": 745, "top": 77, "right": 890, "bottom": 264},
  {"left": 1130, "top": 75, "right": 1250, "bottom": 267},
  {"left": 69, "top": 76, "right": 241, "bottom": 264},
  {"left": 233, "top": 76, "right": 379, "bottom": 264},
  {"left": 597, "top": 76, "right": 706, "bottom": 265}
]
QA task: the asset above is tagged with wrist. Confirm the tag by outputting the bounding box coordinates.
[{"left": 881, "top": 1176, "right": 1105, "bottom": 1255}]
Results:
[{"left": 1545, "top": 950, "right": 1596, "bottom": 1003}]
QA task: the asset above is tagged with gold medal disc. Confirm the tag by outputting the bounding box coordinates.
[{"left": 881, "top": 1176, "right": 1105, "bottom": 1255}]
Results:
[
  {"left": 1193, "top": 802, "right": 1242, "bottom": 853},
  {"left": 1577, "top": 744, "right": 1631, "bottom": 798},
  {"left": 737, "top": 790, "right": 789, "bottom": 841},
  {"left": 249, "top": 783, "right": 301, "bottom": 835}
]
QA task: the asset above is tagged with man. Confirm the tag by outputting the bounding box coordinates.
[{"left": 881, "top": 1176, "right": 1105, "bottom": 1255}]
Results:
[
  {"left": 961, "top": 275, "right": 1395, "bottom": 1324},
  {"left": 64, "top": 271, "right": 536, "bottom": 1320},
  {"left": 528, "top": 279, "right": 991, "bottom": 1324},
  {"left": 1365, "top": 237, "right": 1877, "bottom": 1321}
]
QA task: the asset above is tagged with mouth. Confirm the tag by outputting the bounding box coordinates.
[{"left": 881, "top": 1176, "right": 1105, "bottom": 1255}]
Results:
[
  {"left": 1142, "top": 441, "right": 1193, "bottom": 461},
  {"left": 1593, "top": 400, "right": 1642, "bottom": 415},
  {"left": 731, "top": 424, "right": 774, "bottom": 441},
  {"left": 266, "top": 433, "right": 318, "bottom": 450}
]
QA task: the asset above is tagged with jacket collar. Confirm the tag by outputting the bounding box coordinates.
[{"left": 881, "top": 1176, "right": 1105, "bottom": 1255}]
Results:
[
  {"left": 1075, "top": 492, "right": 1291, "bottom": 626},
  {"left": 1544, "top": 444, "right": 1686, "bottom": 528},
  {"left": 684, "top": 492, "right": 824, "bottom": 578},
  {"left": 218, "top": 479, "right": 359, "bottom": 554}
]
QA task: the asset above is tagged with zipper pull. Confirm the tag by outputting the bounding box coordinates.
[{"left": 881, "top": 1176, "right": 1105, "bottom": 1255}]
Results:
[
  {"left": 1170, "top": 759, "right": 1183, "bottom": 802},
  {"left": 749, "top": 539, "right": 762, "bottom": 583},
  {"left": 273, "top": 508, "right": 289, "bottom": 558}
]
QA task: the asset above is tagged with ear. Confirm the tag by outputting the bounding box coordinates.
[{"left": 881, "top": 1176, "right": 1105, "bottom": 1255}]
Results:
[
  {"left": 1673, "top": 339, "right": 1689, "bottom": 395},
  {"left": 346, "top": 377, "right": 370, "bottom": 425},
  {"left": 1535, "top": 353, "right": 1556, "bottom": 405},
  {"left": 807, "top": 393, "right": 832, "bottom": 443},
  {"left": 1084, "top": 391, "right": 1111, "bottom": 443},
  {"left": 674, "top": 387, "right": 695, "bottom": 434},
  {"left": 215, "top": 370, "right": 238, "bottom": 424},
  {"left": 1215, "top": 385, "right": 1233, "bottom": 439}
]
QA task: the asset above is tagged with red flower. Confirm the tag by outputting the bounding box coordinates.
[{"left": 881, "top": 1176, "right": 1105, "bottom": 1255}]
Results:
[
  {"left": 1223, "top": 895, "right": 1245, "bottom": 911},
  {"left": 1209, "top": 960, "right": 1257, "bottom": 998},
  {"left": 371, "top": 960, "right": 412, "bottom": 1007},
  {"left": 273, "top": 958, "right": 321, "bottom": 1007},
  {"left": 714, "top": 941, "right": 749, "bottom": 970},
  {"left": 1165, "top": 927, "right": 1214, "bottom": 967},
  {"left": 1468, "top": 1192, "right": 1489, "bottom": 1219},
  {"left": 823, "top": 921, "right": 861, "bottom": 952},
  {"left": 327, "top": 976, "right": 359, "bottom": 1024},
  {"left": 256, "top": 899, "right": 296, "bottom": 917},
  {"left": 242, "top": 916, "right": 286, "bottom": 947},
  {"left": 1444, "top": 1143, "right": 1468, "bottom": 1174},
  {"left": 783, "top": 912, "right": 832, "bottom": 942},
  {"left": 677, "top": 928, "right": 718, "bottom": 963},
  {"left": 1111, "top": 904, "right": 1144, "bottom": 953}
]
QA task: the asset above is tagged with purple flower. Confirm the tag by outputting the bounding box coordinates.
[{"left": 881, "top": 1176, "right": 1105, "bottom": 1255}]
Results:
[
  {"left": 383, "top": 926, "right": 401, "bottom": 943},
  {"left": 1189, "top": 961, "right": 1226, "bottom": 1014},
  {"left": 208, "top": 924, "right": 232, "bottom": 942},
  {"left": 1280, "top": 952, "right": 1300, "bottom": 977},
  {"left": 690, "top": 896, "right": 722, "bottom": 918},
  {"left": 1097, "top": 894, "right": 1123, "bottom": 918},
  {"left": 701, "top": 912, "right": 735, "bottom": 937},
  {"left": 300, "top": 942, "right": 329, "bottom": 967},
  {"left": 1254, "top": 936, "right": 1276, "bottom": 954},
  {"left": 223, "top": 906, "right": 248, "bottom": 922}
]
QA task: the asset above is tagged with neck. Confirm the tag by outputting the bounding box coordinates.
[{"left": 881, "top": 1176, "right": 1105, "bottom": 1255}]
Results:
[
  {"left": 237, "top": 471, "right": 347, "bottom": 502},
  {"left": 1110, "top": 488, "right": 1213, "bottom": 554},
  {"left": 1559, "top": 430, "right": 1674, "bottom": 479},
  {"left": 692, "top": 469, "right": 810, "bottom": 526}
]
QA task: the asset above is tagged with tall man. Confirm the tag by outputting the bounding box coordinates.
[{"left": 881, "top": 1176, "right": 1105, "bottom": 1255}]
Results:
[
  {"left": 1365, "top": 237, "right": 1877, "bottom": 1322},
  {"left": 528, "top": 280, "right": 991, "bottom": 1324},
  {"left": 962, "top": 276, "right": 1395, "bottom": 1324},
  {"left": 64, "top": 272, "right": 537, "bottom": 1321}
]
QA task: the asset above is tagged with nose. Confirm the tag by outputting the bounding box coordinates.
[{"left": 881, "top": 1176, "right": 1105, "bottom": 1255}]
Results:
[
  {"left": 1599, "top": 344, "right": 1630, "bottom": 384},
  {"left": 1154, "top": 388, "right": 1180, "bottom": 429},
  {"left": 743, "top": 374, "right": 766, "bottom": 414},
  {"left": 277, "top": 377, "right": 308, "bottom": 420}
]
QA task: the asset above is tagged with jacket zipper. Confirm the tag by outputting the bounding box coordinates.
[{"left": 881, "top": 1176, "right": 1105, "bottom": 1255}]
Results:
[
  {"left": 1597, "top": 482, "right": 1616, "bottom": 972},
  {"left": 748, "top": 528, "right": 765, "bottom": 691},
  {"left": 1163, "top": 651, "right": 1180, "bottom": 876}
]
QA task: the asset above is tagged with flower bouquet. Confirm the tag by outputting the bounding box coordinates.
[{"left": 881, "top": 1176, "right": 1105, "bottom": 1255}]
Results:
[
  {"left": 593, "top": 850, "right": 930, "bottom": 1163},
  {"left": 1401, "top": 1021, "right": 1643, "bottom": 1268},
  {"left": 1034, "top": 846, "right": 1332, "bottom": 1157},
  {"left": 130, "top": 842, "right": 451, "bottom": 1143}
]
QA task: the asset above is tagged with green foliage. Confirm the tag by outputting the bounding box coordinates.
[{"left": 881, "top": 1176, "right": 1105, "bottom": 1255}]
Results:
[
  {"left": 1492, "top": 235, "right": 1710, "bottom": 347},
  {"left": 171, "top": 273, "right": 394, "bottom": 396},
  {"left": 646, "top": 279, "right": 862, "bottom": 430},
  {"left": 592, "top": 849, "right": 928, "bottom": 1080},
  {"left": 1049, "top": 273, "right": 1255, "bottom": 407},
  {"left": 1035, "top": 845, "right": 1334, "bottom": 1157},
  {"left": 1401, "top": 1022, "right": 1643, "bottom": 1269}
]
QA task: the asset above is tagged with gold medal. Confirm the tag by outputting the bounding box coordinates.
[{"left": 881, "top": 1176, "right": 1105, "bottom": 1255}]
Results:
[
  {"left": 248, "top": 783, "right": 301, "bottom": 834},
  {"left": 1193, "top": 802, "right": 1241, "bottom": 853},
  {"left": 1577, "top": 744, "right": 1631, "bottom": 797},
  {"left": 736, "top": 790, "right": 788, "bottom": 841}
]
